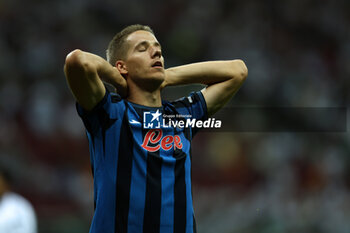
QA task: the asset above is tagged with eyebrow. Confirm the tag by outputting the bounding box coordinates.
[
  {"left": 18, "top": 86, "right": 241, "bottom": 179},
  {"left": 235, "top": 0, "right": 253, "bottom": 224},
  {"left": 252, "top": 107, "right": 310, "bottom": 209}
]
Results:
[{"left": 135, "top": 41, "right": 161, "bottom": 50}]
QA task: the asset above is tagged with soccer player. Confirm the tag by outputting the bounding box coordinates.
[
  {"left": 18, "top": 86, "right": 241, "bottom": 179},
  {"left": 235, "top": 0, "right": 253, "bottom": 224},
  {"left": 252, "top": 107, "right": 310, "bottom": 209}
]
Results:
[{"left": 64, "top": 24, "right": 247, "bottom": 233}]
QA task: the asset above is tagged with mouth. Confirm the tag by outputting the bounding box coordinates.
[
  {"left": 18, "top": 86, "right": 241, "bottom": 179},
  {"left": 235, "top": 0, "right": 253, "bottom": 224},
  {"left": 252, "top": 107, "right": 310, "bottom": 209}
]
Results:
[{"left": 151, "top": 61, "right": 163, "bottom": 68}]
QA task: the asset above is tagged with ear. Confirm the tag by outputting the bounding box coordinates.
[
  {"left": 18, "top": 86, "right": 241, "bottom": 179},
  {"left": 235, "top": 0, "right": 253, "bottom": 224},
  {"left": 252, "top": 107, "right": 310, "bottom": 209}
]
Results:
[{"left": 115, "top": 60, "right": 128, "bottom": 76}]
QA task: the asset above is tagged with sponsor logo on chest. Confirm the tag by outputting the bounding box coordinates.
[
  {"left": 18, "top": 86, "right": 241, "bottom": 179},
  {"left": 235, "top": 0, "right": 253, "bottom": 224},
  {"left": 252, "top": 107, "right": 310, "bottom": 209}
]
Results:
[{"left": 141, "top": 129, "right": 183, "bottom": 152}]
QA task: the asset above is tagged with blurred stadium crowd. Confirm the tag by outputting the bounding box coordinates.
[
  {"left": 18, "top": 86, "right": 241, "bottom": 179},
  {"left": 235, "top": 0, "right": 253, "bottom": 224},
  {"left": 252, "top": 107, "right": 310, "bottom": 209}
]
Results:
[{"left": 0, "top": 0, "right": 349, "bottom": 232}]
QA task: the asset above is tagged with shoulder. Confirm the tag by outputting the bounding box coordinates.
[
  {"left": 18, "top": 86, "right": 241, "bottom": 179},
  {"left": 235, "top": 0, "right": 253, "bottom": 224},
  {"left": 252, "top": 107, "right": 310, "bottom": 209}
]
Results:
[
  {"left": 2, "top": 193, "right": 35, "bottom": 212},
  {"left": 0, "top": 192, "right": 37, "bottom": 232},
  {"left": 168, "top": 91, "right": 205, "bottom": 108},
  {"left": 109, "top": 92, "right": 123, "bottom": 103},
  {"left": 77, "top": 90, "right": 125, "bottom": 117}
]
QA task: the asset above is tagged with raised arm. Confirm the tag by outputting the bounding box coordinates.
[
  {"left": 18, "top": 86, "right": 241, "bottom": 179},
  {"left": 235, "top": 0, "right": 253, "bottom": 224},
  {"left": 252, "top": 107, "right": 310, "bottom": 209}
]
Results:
[
  {"left": 64, "top": 49, "right": 127, "bottom": 111},
  {"left": 162, "top": 60, "right": 248, "bottom": 116}
]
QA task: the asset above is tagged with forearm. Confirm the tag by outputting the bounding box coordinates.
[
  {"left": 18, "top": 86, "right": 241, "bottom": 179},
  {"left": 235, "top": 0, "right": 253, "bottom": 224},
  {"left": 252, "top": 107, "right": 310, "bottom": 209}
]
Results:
[
  {"left": 163, "top": 60, "right": 248, "bottom": 87},
  {"left": 67, "top": 49, "right": 127, "bottom": 96}
]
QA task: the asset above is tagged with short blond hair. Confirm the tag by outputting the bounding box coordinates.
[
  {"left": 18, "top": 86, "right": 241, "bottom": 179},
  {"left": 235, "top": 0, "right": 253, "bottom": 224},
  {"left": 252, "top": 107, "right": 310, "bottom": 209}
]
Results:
[{"left": 106, "top": 24, "right": 154, "bottom": 66}]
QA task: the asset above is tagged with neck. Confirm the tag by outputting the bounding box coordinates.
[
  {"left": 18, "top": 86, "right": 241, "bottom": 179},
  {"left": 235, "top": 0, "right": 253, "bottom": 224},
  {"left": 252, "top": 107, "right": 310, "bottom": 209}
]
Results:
[{"left": 126, "top": 83, "right": 162, "bottom": 107}]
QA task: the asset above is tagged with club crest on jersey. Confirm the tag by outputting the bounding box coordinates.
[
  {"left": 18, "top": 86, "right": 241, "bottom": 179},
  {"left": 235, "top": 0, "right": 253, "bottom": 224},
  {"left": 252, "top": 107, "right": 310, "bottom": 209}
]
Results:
[{"left": 141, "top": 129, "right": 183, "bottom": 152}]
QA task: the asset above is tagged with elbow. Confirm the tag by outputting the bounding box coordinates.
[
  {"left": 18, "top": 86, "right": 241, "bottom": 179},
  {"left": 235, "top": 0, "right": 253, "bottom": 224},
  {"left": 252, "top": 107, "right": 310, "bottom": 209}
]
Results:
[
  {"left": 64, "top": 49, "right": 92, "bottom": 72},
  {"left": 65, "top": 49, "right": 83, "bottom": 67},
  {"left": 232, "top": 59, "right": 248, "bottom": 82},
  {"left": 240, "top": 60, "right": 248, "bottom": 79}
]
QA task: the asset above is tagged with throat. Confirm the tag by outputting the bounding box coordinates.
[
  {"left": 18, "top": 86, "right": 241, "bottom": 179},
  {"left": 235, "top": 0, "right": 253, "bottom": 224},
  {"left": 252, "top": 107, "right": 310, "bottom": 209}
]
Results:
[{"left": 127, "top": 89, "right": 162, "bottom": 107}]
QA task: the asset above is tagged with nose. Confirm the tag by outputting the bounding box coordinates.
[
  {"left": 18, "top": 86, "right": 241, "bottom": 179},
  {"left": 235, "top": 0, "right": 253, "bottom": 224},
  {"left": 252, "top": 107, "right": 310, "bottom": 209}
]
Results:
[{"left": 151, "top": 46, "right": 162, "bottom": 58}]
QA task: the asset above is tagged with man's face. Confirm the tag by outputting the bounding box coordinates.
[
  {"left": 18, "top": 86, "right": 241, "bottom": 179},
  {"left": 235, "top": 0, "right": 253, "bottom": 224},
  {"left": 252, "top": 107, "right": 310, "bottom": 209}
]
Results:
[{"left": 122, "top": 30, "right": 165, "bottom": 88}]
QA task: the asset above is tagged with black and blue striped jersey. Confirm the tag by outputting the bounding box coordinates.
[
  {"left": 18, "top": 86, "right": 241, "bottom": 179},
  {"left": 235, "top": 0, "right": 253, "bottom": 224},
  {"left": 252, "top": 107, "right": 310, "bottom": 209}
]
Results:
[{"left": 76, "top": 90, "right": 207, "bottom": 233}]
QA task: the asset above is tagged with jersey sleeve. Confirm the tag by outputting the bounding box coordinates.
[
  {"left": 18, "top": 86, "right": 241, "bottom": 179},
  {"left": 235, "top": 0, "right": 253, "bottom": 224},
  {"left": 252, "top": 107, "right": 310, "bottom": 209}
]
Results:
[
  {"left": 171, "top": 91, "right": 208, "bottom": 135},
  {"left": 76, "top": 91, "right": 122, "bottom": 135}
]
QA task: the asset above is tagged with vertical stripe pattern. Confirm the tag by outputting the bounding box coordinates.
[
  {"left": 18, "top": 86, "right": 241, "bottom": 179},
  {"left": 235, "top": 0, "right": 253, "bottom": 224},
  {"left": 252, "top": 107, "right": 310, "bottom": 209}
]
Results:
[
  {"left": 174, "top": 151, "right": 187, "bottom": 233},
  {"left": 115, "top": 110, "right": 134, "bottom": 233},
  {"left": 127, "top": 107, "right": 147, "bottom": 233},
  {"left": 77, "top": 91, "right": 207, "bottom": 233},
  {"left": 143, "top": 125, "right": 162, "bottom": 233},
  {"left": 143, "top": 151, "right": 162, "bottom": 233},
  {"left": 159, "top": 127, "right": 176, "bottom": 233}
]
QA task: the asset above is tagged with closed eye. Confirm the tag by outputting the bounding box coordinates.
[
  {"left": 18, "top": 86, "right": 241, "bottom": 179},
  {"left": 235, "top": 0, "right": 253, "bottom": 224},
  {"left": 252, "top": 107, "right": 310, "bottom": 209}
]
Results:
[
  {"left": 135, "top": 41, "right": 161, "bottom": 53},
  {"left": 136, "top": 41, "right": 149, "bottom": 52}
]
